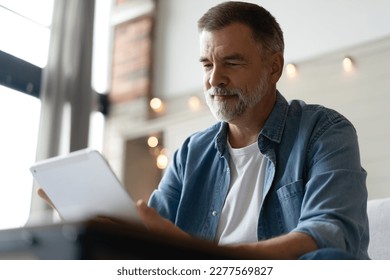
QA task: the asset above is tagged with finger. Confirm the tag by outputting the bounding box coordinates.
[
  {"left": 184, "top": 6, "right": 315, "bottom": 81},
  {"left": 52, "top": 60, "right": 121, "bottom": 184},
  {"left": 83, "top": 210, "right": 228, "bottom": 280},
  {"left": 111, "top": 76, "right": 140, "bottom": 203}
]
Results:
[
  {"left": 136, "top": 199, "right": 162, "bottom": 228},
  {"left": 37, "top": 187, "right": 56, "bottom": 209},
  {"left": 95, "top": 215, "right": 121, "bottom": 225},
  {"left": 135, "top": 199, "right": 191, "bottom": 240}
]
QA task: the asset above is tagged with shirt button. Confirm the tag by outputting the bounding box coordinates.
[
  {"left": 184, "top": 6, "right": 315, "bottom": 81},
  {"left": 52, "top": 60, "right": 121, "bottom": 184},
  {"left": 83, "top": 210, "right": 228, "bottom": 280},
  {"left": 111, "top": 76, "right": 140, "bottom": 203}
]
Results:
[{"left": 212, "top": 210, "right": 218, "bottom": 216}]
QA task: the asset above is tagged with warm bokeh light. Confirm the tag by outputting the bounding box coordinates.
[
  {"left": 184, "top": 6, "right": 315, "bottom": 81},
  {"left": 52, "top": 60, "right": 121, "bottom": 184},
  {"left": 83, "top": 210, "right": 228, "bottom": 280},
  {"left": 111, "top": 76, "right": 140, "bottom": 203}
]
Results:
[
  {"left": 188, "top": 95, "right": 201, "bottom": 111},
  {"left": 156, "top": 153, "right": 168, "bottom": 169},
  {"left": 150, "top": 97, "right": 164, "bottom": 112},
  {"left": 286, "top": 63, "right": 298, "bottom": 78},
  {"left": 147, "top": 136, "right": 159, "bottom": 148},
  {"left": 343, "top": 56, "right": 354, "bottom": 73}
]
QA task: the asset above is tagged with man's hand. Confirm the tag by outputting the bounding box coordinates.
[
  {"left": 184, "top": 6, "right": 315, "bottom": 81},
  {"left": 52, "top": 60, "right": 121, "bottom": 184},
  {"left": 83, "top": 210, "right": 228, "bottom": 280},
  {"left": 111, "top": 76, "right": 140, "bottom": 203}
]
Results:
[
  {"left": 135, "top": 199, "right": 192, "bottom": 240},
  {"left": 37, "top": 187, "right": 56, "bottom": 209}
]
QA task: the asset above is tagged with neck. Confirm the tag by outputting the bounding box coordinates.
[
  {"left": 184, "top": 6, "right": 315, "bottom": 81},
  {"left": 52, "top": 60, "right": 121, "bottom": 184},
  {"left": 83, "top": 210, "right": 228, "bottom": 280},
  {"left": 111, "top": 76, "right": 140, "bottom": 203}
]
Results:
[
  {"left": 227, "top": 90, "right": 276, "bottom": 148},
  {"left": 228, "top": 126, "right": 260, "bottom": 148}
]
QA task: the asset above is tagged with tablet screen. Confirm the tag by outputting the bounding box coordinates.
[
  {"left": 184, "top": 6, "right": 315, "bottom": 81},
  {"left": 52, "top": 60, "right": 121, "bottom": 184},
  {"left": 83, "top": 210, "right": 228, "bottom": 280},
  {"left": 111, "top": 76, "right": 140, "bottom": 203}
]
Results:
[{"left": 30, "top": 149, "right": 139, "bottom": 222}]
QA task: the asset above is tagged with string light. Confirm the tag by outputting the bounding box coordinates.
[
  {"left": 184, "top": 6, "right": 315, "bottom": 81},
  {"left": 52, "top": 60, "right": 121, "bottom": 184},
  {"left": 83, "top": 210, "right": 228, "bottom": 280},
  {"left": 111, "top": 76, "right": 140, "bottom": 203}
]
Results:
[
  {"left": 286, "top": 63, "right": 298, "bottom": 78},
  {"left": 147, "top": 136, "right": 159, "bottom": 148},
  {"left": 150, "top": 97, "right": 164, "bottom": 112},
  {"left": 342, "top": 56, "right": 354, "bottom": 73},
  {"left": 156, "top": 149, "right": 169, "bottom": 169},
  {"left": 188, "top": 95, "right": 201, "bottom": 111}
]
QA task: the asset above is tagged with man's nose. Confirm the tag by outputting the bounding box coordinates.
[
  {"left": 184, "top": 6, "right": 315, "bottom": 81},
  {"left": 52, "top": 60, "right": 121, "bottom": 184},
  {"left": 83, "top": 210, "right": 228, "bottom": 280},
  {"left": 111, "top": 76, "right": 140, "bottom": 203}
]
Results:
[{"left": 209, "top": 66, "right": 228, "bottom": 88}]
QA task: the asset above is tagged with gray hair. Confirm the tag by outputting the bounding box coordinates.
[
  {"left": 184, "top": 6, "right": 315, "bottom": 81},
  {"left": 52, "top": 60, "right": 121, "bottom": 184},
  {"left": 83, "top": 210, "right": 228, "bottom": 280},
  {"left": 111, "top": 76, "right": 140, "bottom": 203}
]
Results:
[{"left": 198, "top": 1, "right": 284, "bottom": 55}]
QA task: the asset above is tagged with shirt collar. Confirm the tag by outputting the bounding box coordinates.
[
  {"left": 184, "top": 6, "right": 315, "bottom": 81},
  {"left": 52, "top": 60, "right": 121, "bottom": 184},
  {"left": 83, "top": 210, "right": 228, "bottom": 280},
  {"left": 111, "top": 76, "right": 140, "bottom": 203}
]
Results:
[{"left": 260, "top": 90, "right": 289, "bottom": 144}]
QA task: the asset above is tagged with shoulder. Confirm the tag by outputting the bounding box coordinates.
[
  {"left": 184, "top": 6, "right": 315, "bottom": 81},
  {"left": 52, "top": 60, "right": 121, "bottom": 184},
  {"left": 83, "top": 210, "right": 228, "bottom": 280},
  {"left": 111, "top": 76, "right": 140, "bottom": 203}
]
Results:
[
  {"left": 287, "top": 99, "right": 355, "bottom": 130},
  {"left": 282, "top": 99, "right": 359, "bottom": 155}
]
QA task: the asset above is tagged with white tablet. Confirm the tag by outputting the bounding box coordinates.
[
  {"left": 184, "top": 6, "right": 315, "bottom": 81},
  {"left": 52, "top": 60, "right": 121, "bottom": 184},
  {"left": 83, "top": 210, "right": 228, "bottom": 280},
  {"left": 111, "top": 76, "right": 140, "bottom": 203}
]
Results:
[{"left": 30, "top": 148, "right": 139, "bottom": 223}]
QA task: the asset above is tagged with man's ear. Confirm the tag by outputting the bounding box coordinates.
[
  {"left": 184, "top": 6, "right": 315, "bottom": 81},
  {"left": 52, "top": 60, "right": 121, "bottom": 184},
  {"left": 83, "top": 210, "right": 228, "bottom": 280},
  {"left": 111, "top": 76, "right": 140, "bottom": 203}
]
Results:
[{"left": 270, "top": 52, "right": 284, "bottom": 84}]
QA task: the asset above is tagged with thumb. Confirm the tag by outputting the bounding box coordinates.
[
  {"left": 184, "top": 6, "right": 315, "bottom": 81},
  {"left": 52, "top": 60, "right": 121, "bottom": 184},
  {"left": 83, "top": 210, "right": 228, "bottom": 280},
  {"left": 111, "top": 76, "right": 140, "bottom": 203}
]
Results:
[
  {"left": 135, "top": 199, "right": 161, "bottom": 226},
  {"left": 37, "top": 187, "right": 56, "bottom": 209}
]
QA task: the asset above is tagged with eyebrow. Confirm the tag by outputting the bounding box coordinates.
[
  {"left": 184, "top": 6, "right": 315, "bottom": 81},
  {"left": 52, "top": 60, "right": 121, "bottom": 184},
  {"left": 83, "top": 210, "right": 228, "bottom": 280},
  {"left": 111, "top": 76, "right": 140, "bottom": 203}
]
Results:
[
  {"left": 199, "top": 56, "right": 209, "bottom": 63},
  {"left": 223, "top": 53, "right": 246, "bottom": 61},
  {"left": 199, "top": 53, "right": 246, "bottom": 63}
]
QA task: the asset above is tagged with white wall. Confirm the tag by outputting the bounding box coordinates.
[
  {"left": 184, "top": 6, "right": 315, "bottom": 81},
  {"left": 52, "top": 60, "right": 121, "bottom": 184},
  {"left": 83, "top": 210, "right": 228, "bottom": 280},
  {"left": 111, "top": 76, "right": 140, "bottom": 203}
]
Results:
[
  {"left": 278, "top": 37, "right": 390, "bottom": 200},
  {"left": 152, "top": 0, "right": 390, "bottom": 99}
]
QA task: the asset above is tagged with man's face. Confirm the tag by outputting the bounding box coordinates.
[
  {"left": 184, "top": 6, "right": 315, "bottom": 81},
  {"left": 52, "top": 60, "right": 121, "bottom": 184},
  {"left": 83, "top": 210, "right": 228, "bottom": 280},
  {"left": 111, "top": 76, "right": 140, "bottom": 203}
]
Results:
[{"left": 199, "top": 23, "right": 271, "bottom": 122}]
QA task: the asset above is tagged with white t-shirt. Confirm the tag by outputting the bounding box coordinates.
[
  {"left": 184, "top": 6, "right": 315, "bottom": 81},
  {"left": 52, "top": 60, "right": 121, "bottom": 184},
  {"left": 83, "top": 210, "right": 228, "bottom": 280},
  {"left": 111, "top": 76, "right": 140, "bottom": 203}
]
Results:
[{"left": 215, "top": 140, "right": 266, "bottom": 245}]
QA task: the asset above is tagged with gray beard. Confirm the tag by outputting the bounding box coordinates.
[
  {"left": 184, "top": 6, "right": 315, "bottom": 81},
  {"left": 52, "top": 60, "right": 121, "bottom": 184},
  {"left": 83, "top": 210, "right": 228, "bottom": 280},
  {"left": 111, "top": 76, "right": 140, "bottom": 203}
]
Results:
[{"left": 204, "top": 75, "right": 268, "bottom": 122}]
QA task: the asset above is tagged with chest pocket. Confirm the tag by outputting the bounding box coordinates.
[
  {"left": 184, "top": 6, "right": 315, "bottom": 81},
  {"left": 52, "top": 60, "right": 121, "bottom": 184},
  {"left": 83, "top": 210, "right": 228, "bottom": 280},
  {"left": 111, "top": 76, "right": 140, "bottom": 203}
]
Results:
[{"left": 276, "top": 180, "right": 304, "bottom": 231}]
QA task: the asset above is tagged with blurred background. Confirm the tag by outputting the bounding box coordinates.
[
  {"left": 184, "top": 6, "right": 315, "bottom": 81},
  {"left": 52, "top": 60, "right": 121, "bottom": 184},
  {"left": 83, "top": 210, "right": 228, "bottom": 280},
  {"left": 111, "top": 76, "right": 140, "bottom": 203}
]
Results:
[{"left": 0, "top": 0, "right": 389, "bottom": 230}]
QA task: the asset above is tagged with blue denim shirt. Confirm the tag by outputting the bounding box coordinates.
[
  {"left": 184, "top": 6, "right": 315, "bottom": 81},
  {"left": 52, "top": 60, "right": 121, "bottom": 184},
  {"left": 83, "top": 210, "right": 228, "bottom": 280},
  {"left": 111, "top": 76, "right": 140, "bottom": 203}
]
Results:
[{"left": 149, "top": 91, "right": 369, "bottom": 259}]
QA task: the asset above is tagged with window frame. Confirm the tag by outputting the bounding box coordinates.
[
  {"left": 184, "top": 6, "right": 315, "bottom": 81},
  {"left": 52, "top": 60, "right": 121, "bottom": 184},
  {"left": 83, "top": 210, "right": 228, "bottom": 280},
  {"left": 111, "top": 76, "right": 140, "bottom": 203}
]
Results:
[{"left": 0, "top": 50, "right": 42, "bottom": 98}]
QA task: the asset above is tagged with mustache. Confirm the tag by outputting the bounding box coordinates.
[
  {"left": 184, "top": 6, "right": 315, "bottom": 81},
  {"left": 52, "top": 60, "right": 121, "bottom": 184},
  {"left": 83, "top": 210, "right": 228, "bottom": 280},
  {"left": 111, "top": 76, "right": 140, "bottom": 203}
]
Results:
[{"left": 207, "top": 87, "right": 242, "bottom": 97}]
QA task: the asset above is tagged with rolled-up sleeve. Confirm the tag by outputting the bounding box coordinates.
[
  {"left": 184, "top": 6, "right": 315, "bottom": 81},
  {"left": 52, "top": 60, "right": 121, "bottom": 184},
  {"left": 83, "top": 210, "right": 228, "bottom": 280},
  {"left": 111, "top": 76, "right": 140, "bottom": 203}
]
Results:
[{"left": 292, "top": 115, "right": 369, "bottom": 259}]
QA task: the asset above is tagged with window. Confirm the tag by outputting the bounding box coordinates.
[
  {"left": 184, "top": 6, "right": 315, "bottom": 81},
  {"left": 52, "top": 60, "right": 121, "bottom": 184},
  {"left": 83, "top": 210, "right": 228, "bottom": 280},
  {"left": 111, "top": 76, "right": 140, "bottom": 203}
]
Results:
[
  {"left": 0, "top": 0, "right": 53, "bottom": 229},
  {"left": 0, "top": 86, "right": 41, "bottom": 229},
  {"left": 0, "top": 0, "right": 53, "bottom": 67},
  {"left": 0, "top": 0, "right": 113, "bottom": 229}
]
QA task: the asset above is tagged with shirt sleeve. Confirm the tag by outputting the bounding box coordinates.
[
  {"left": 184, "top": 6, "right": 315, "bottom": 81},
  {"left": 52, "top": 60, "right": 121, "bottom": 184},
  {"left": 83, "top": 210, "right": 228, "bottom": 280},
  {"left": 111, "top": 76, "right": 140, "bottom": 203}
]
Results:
[
  {"left": 292, "top": 112, "right": 369, "bottom": 258},
  {"left": 147, "top": 137, "right": 189, "bottom": 222}
]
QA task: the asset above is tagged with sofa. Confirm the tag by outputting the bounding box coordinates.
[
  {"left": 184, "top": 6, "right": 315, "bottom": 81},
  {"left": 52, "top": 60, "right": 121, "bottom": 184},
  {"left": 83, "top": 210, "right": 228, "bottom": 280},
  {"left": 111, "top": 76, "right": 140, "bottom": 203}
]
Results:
[{"left": 367, "top": 197, "right": 390, "bottom": 260}]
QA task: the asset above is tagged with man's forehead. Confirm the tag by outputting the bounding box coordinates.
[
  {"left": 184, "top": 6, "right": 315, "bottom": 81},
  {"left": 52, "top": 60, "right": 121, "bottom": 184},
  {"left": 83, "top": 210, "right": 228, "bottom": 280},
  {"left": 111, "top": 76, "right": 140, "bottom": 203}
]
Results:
[
  {"left": 200, "top": 25, "right": 252, "bottom": 42},
  {"left": 199, "top": 26, "right": 257, "bottom": 59}
]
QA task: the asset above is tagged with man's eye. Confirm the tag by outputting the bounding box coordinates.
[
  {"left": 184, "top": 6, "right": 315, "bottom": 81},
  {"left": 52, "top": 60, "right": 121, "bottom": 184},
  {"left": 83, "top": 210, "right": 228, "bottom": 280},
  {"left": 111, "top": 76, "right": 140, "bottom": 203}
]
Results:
[
  {"left": 226, "top": 62, "right": 241, "bottom": 67},
  {"left": 203, "top": 64, "right": 212, "bottom": 69}
]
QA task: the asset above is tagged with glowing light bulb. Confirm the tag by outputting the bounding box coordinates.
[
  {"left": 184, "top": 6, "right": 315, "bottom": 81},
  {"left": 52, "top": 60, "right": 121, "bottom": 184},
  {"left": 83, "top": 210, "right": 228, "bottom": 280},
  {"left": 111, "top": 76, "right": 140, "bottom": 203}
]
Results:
[
  {"left": 156, "top": 153, "right": 168, "bottom": 169},
  {"left": 147, "top": 136, "right": 159, "bottom": 148},
  {"left": 150, "top": 97, "right": 164, "bottom": 112},
  {"left": 286, "top": 63, "right": 298, "bottom": 78},
  {"left": 188, "top": 96, "right": 201, "bottom": 111},
  {"left": 343, "top": 56, "right": 354, "bottom": 73}
]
